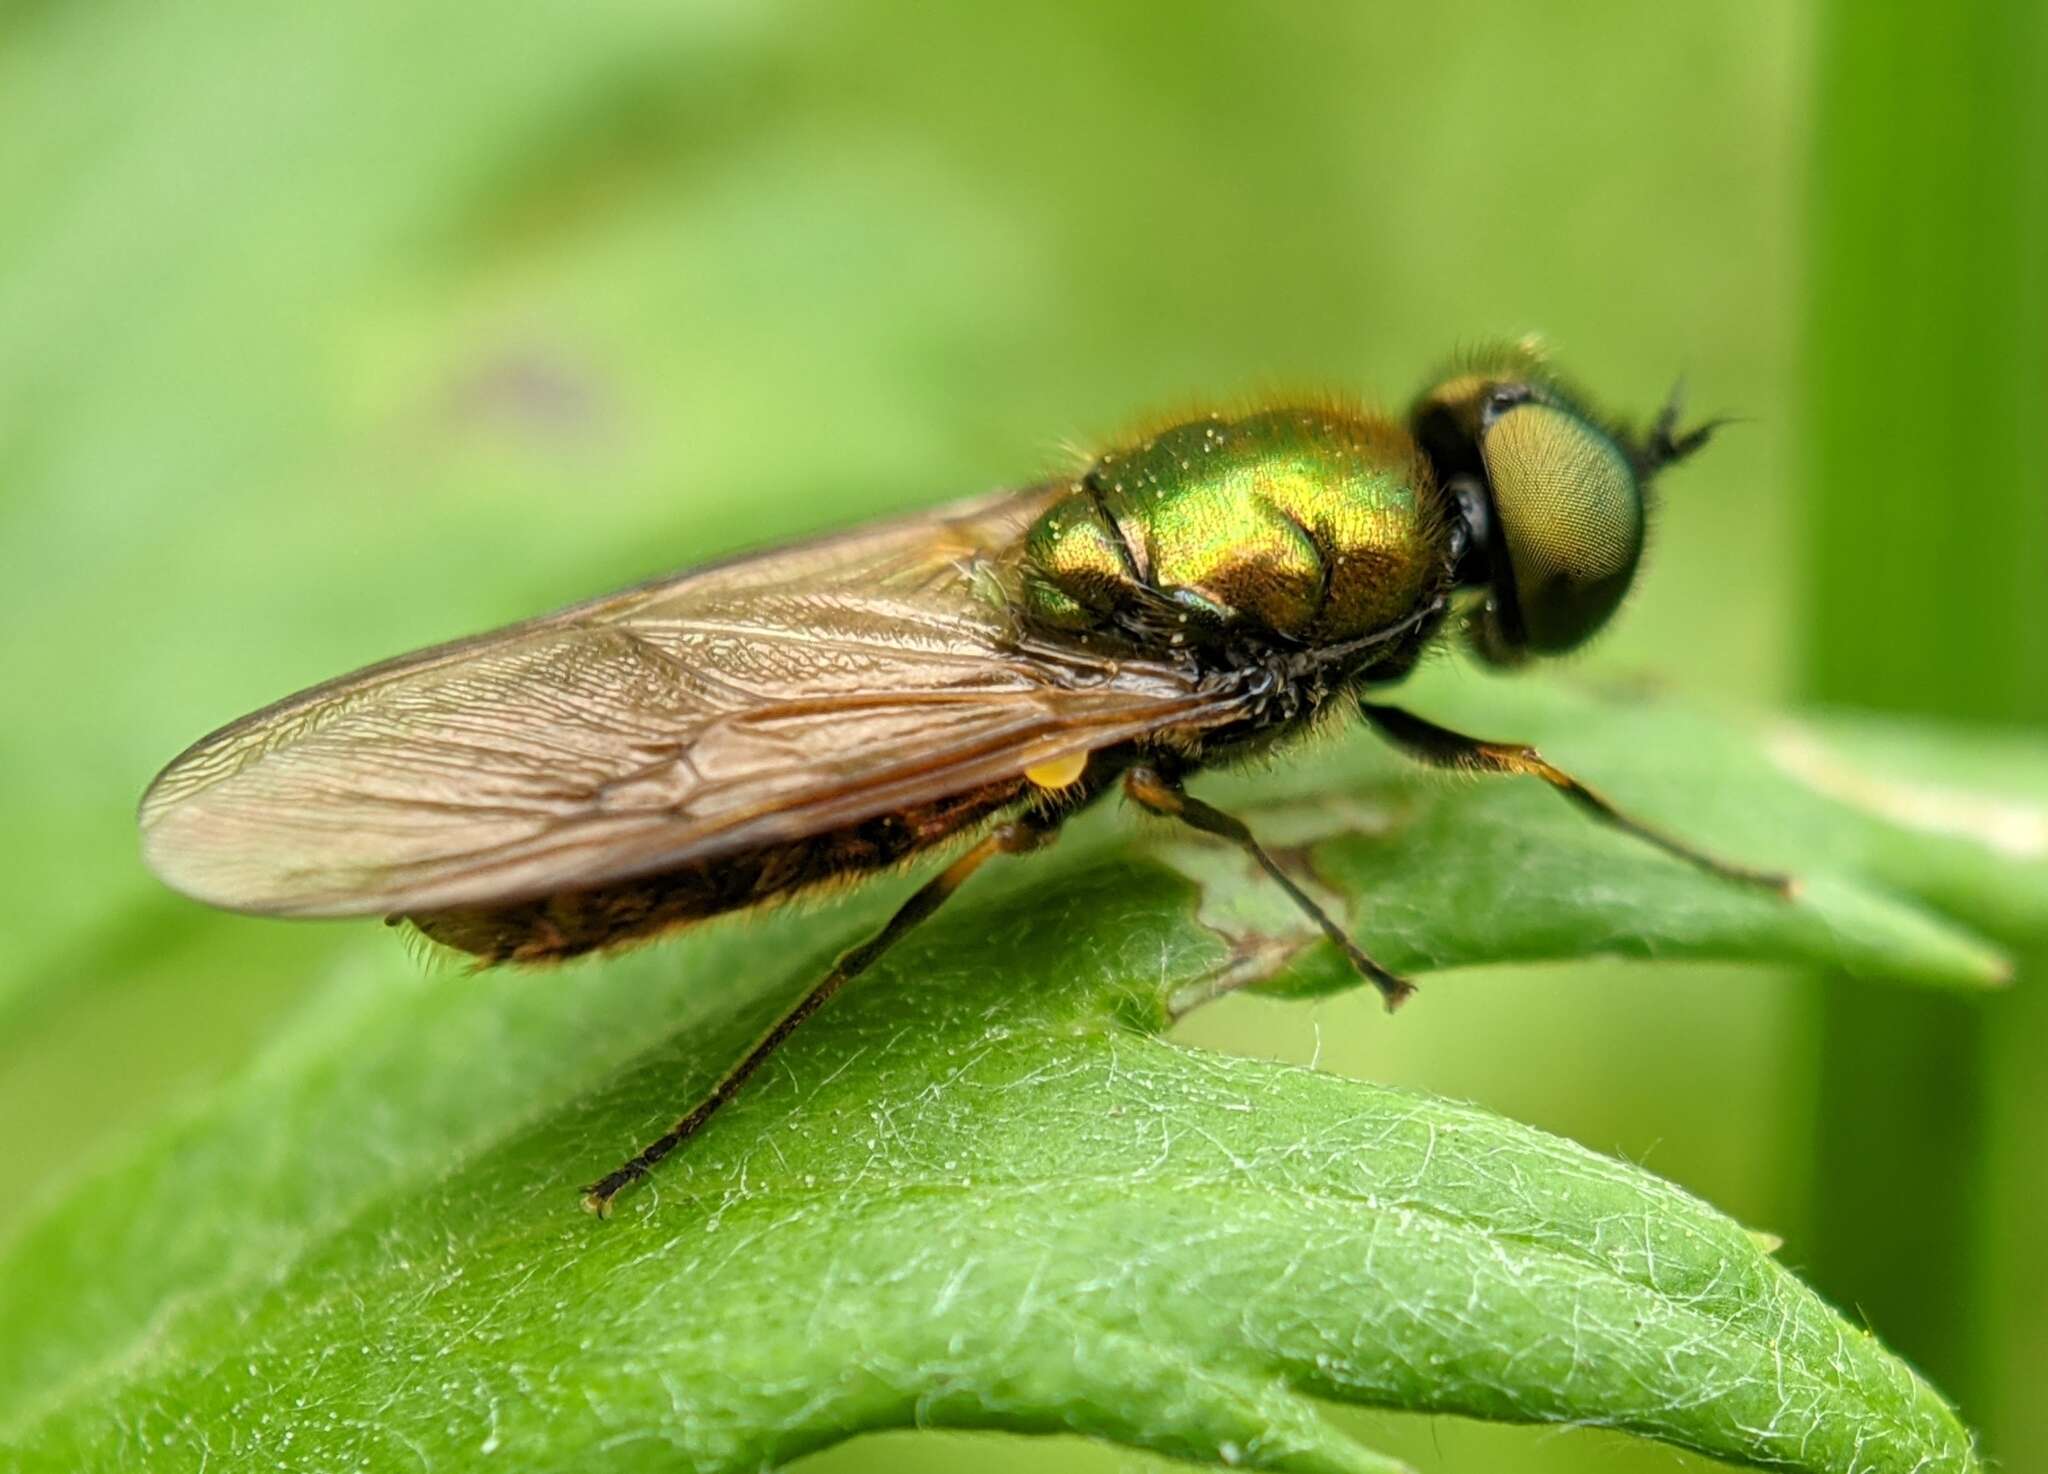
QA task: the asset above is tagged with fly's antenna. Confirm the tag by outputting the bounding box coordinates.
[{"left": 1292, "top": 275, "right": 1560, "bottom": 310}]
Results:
[{"left": 1633, "top": 377, "right": 1735, "bottom": 483}]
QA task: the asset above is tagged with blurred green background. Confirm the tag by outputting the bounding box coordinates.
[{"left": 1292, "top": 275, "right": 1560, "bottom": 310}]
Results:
[{"left": 1, "top": 2, "right": 2041, "bottom": 1471}]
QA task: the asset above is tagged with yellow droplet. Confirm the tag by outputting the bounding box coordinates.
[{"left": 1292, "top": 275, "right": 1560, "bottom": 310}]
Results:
[{"left": 1024, "top": 751, "right": 1089, "bottom": 790}]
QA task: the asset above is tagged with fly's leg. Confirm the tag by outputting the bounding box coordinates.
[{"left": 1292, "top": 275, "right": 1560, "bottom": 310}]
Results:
[
  {"left": 581, "top": 811, "right": 1061, "bottom": 1217},
  {"left": 1357, "top": 701, "right": 1796, "bottom": 897},
  {"left": 1122, "top": 764, "right": 1416, "bottom": 1010}
]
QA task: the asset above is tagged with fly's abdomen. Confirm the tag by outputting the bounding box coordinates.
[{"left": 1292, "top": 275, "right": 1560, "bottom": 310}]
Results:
[
  {"left": 1022, "top": 404, "right": 1450, "bottom": 645},
  {"left": 410, "top": 780, "right": 1028, "bottom": 963}
]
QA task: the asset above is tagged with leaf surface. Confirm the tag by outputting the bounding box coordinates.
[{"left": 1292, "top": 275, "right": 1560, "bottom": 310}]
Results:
[{"left": 3, "top": 673, "right": 2030, "bottom": 1474}]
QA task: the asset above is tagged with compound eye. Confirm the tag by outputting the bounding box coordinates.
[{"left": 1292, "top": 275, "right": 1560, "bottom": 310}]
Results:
[{"left": 1481, "top": 401, "right": 1644, "bottom": 653}]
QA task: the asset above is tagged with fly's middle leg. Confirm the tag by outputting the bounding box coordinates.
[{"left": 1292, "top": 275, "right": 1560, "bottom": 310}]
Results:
[{"left": 1122, "top": 763, "right": 1415, "bottom": 1009}]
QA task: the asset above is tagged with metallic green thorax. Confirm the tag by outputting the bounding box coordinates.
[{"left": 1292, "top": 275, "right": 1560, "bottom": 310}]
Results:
[{"left": 1021, "top": 406, "right": 1448, "bottom": 645}]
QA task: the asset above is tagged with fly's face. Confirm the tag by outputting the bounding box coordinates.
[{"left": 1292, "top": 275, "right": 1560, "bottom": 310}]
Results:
[
  {"left": 1412, "top": 343, "right": 1715, "bottom": 665},
  {"left": 1020, "top": 406, "right": 1448, "bottom": 649}
]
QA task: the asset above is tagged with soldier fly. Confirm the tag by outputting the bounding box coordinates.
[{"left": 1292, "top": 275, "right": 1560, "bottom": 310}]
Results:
[{"left": 139, "top": 342, "right": 1790, "bottom": 1214}]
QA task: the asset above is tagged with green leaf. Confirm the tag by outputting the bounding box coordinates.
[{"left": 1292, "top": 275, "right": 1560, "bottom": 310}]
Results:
[{"left": 4, "top": 673, "right": 2033, "bottom": 1473}]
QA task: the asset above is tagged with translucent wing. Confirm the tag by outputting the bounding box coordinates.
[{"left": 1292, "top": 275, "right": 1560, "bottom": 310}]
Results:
[{"left": 140, "top": 486, "right": 1243, "bottom": 917}]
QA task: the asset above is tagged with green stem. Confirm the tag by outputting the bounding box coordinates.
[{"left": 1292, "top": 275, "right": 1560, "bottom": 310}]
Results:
[{"left": 1803, "top": 0, "right": 2048, "bottom": 1451}]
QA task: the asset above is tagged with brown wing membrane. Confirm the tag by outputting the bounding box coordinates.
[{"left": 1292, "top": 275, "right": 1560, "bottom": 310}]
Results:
[{"left": 140, "top": 486, "right": 1244, "bottom": 918}]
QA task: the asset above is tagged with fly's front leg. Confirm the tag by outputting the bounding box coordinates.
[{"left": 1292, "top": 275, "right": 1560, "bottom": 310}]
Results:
[
  {"left": 1357, "top": 700, "right": 1796, "bottom": 897},
  {"left": 1122, "top": 764, "right": 1415, "bottom": 1010},
  {"left": 581, "top": 809, "right": 1063, "bottom": 1217}
]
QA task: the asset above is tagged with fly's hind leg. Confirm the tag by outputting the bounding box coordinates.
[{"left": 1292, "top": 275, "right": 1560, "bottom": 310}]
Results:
[
  {"left": 1357, "top": 701, "right": 1796, "bottom": 897},
  {"left": 581, "top": 810, "right": 1062, "bottom": 1217},
  {"left": 1122, "top": 764, "right": 1416, "bottom": 1010}
]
